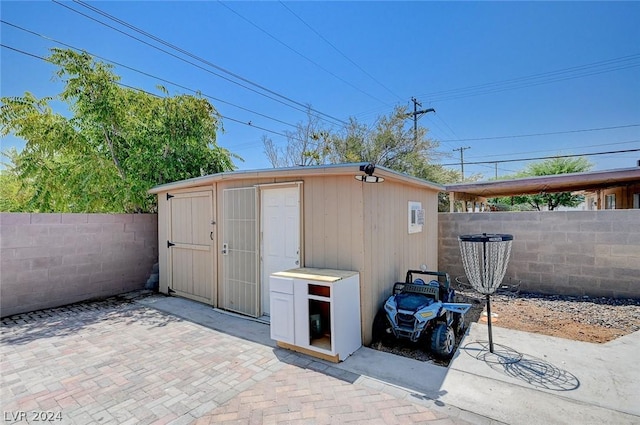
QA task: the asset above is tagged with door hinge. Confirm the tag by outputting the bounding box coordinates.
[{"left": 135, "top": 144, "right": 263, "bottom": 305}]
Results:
[
  {"left": 167, "top": 193, "right": 174, "bottom": 200},
  {"left": 167, "top": 240, "right": 175, "bottom": 248}
]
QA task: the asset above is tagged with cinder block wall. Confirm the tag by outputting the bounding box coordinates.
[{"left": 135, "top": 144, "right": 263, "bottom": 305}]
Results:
[
  {"left": 438, "top": 210, "right": 640, "bottom": 298},
  {"left": 0, "top": 213, "right": 158, "bottom": 317}
]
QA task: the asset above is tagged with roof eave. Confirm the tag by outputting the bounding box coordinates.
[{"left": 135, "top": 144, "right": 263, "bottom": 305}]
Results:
[
  {"left": 148, "top": 163, "right": 445, "bottom": 194},
  {"left": 445, "top": 167, "right": 640, "bottom": 198}
]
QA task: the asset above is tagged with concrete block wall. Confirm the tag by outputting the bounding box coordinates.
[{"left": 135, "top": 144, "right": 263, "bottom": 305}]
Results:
[
  {"left": 438, "top": 210, "right": 640, "bottom": 299},
  {"left": 0, "top": 213, "right": 158, "bottom": 317}
]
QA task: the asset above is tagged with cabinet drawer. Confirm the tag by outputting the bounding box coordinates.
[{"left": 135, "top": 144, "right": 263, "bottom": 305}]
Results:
[
  {"left": 270, "top": 276, "right": 294, "bottom": 294},
  {"left": 308, "top": 284, "right": 330, "bottom": 298}
]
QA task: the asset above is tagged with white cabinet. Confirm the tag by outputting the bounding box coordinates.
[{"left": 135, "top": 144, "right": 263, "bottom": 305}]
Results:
[
  {"left": 269, "top": 276, "right": 295, "bottom": 344},
  {"left": 269, "top": 268, "right": 361, "bottom": 362}
]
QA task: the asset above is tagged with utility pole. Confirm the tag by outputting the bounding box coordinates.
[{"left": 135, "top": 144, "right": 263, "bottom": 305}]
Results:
[
  {"left": 406, "top": 97, "right": 435, "bottom": 144},
  {"left": 453, "top": 146, "right": 470, "bottom": 181}
]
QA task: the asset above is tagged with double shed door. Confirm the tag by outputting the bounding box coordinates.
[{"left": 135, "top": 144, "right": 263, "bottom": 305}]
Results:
[
  {"left": 222, "top": 185, "right": 301, "bottom": 317},
  {"left": 168, "top": 190, "right": 215, "bottom": 304},
  {"left": 166, "top": 185, "right": 300, "bottom": 316}
]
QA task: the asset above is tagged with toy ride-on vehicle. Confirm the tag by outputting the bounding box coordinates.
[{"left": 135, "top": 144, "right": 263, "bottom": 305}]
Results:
[{"left": 372, "top": 269, "right": 471, "bottom": 359}]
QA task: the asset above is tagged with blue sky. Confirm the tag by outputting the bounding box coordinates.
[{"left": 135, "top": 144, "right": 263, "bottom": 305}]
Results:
[{"left": 1, "top": 1, "right": 639, "bottom": 180}]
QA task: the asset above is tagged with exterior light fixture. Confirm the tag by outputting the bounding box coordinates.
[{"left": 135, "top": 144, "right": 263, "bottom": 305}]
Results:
[{"left": 355, "top": 163, "right": 384, "bottom": 183}]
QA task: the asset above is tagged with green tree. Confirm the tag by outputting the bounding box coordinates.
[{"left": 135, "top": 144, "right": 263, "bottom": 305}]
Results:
[
  {"left": 262, "top": 105, "right": 459, "bottom": 192},
  {"left": 263, "top": 106, "right": 443, "bottom": 177},
  {"left": 0, "top": 150, "right": 34, "bottom": 212},
  {"left": 412, "top": 162, "right": 462, "bottom": 212},
  {"left": 330, "top": 106, "right": 439, "bottom": 175},
  {"left": 263, "top": 108, "right": 332, "bottom": 167},
  {"left": 1, "top": 48, "right": 237, "bottom": 213},
  {"left": 492, "top": 157, "right": 593, "bottom": 211}
]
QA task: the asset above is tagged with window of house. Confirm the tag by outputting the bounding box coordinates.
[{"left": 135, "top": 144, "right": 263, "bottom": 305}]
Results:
[
  {"left": 408, "top": 201, "right": 424, "bottom": 234},
  {"left": 605, "top": 194, "right": 616, "bottom": 210}
]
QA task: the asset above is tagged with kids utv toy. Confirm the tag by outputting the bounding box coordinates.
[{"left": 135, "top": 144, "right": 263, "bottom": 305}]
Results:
[{"left": 372, "top": 269, "right": 471, "bottom": 359}]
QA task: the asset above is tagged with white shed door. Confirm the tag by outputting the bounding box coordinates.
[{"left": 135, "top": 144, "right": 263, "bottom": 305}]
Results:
[
  {"left": 261, "top": 186, "right": 300, "bottom": 316},
  {"left": 168, "top": 190, "right": 214, "bottom": 304},
  {"left": 222, "top": 187, "right": 259, "bottom": 317}
]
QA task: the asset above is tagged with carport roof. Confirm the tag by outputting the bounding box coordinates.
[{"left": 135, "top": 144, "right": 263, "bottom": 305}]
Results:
[
  {"left": 445, "top": 167, "right": 640, "bottom": 198},
  {"left": 148, "top": 163, "right": 445, "bottom": 194}
]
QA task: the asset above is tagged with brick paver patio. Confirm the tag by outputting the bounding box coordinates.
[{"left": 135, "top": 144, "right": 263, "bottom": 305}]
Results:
[{"left": 1, "top": 295, "right": 478, "bottom": 424}]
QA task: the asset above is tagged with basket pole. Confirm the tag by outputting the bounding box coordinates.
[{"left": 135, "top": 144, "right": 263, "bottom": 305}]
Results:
[
  {"left": 483, "top": 239, "right": 495, "bottom": 353},
  {"left": 486, "top": 294, "right": 494, "bottom": 353}
]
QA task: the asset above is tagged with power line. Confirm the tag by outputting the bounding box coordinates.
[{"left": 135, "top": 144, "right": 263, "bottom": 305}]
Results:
[
  {"left": 0, "top": 43, "right": 305, "bottom": 145},
  {"left": 465, "top": 140, "right": 640, "bottom": 160},
  {"left": 51, "top": 0, "right": 348, "bottom": 127},
  {"left": 433, "top": 139, "right": 640, "bottom": 163},
  {"left": 440, "top": 147, "right": 640, "bottom": 166},
  {"left": 418, "top": 54, "right": 640, "bottom": 102},
  {"left": 406, "top": 97, "right": 435, "bottom": 144},
  {"left": 423, "top": 111, "right": 463, "bottom": 151},
  {"left": 422, "top": 54, "right": 640, "bottom": 98},
  {"left": 71, "top": 0, "right": 350, "bottom": 126},
  {"left": 452, "top": 146, "right": 471, "bottom": 181},
  {"left": 1, "top": 20, "right": 298, "bottom": 130},
  {"left": 278, "top": 1, "right": 403, "bottom": 102},
  {"left": 356, "top": 56, "right": 640, "bottom": 118},
  {"left": 217, "top": 0, "right": 391, "bottom": 106},
  {"left": 438, "top": 124, "right": 640, "bottom": 143},
  {"left": 433, "top": 113, "right": 461, "bottom": 141}
]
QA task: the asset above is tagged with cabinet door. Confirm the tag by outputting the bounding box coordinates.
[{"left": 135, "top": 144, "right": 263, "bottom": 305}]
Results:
[{"left": 270, "top": 292, "right": 295, "bottom": 344}]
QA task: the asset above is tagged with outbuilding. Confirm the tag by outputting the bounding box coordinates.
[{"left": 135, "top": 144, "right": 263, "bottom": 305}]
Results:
[{"left": 149, "top": 163, "right": 443, "bottom": 343}]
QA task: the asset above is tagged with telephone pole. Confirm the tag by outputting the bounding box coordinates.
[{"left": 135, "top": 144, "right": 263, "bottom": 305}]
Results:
[
  {"left": 453, "top": 146, "right": 471, "bottom": 181},
  {"left": 406, "top": 97, "right": 435, "bottom": 144}
]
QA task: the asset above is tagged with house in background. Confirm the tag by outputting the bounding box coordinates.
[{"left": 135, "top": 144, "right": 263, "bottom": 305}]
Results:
[
  {"left": 445, "top": 166, "right": 640, "bottom": 212},
  {"left": 149, "top": 163, "right": 443, "bottom": 344}
]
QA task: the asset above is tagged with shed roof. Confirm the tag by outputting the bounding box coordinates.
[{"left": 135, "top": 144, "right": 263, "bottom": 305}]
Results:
[
  {"left": 148, "top": 163, "right": 445, "bottom": 194},
  {"left": 445, "top": 167, "right": 640, "bottom": 198}
]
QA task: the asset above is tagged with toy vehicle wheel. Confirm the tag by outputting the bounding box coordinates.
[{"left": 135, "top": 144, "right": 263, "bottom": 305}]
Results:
[
  {"left": 453, "top": 313, "right": 467, "bottom": 335},
  {"left": 372, "top": 309, "right": 393, "bottom": 344},
  {"left": 430, "top": 323, "right": 456, "bottom": 359}
]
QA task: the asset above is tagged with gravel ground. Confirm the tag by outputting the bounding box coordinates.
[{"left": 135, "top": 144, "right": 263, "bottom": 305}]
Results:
[{"left": 370, "top": 286, "right": 640, "bottom": 366}]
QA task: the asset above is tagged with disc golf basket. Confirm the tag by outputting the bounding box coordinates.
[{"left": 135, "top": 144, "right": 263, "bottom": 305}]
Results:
[{"left": 458, "top": 233, "right": 513, "bottom": 355}]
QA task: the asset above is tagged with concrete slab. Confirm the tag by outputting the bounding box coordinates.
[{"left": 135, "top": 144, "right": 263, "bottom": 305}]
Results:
[
  {"left": 437, "top": 323, "right": 640, "bottom": 425},
  {"left": 136, "top": 295, "right": 276, "bottom": 348},
  {"left": 131, "top": 294, "right": 640, "bottom": 425},
  {"left": 335, "top": 345, "right": 449, "bottom": 399}
]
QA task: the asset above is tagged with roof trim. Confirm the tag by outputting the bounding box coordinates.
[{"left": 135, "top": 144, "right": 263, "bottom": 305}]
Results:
[
  {"left": 445, "top": 167, "right": 640, "bottom": 198},
  {"left": 148, "top": 163, "right": 445, "bottom": 194}
]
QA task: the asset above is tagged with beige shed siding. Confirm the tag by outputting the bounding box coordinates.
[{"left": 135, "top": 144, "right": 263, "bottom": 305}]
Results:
[
  {"left": 361, "top": 180, "right": 439, "bottom": 344},
  {"left": 215, "top": 175, "right": 366, "bottom": 310},
  {"left": 153, "top": 168, "right": 440, "bottom": 346},
  {"left": 303, "top": 175, "right": 365, "bottom": 272}
]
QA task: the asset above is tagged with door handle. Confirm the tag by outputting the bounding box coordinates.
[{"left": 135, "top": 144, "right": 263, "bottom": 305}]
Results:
[{"left": 210, "top": 231, "right": 213, "bottom": 240}]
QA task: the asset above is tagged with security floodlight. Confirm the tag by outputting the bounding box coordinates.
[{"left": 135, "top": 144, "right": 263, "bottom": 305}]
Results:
[{"left": 355, "top": 163, "right": 384, "bottom": 183}]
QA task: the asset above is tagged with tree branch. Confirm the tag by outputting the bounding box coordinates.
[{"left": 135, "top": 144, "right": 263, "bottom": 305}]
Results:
[{"left": 102, "top": 127, "right": 126, "bottom": 180}]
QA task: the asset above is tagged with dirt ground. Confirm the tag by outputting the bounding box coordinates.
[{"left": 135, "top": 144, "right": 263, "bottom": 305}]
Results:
[
  {"left": 461, "top": 292, "right": 640, "bottom": 344},
  {"left": 370, "top": 289, "right": 640, "bottom": 365}
]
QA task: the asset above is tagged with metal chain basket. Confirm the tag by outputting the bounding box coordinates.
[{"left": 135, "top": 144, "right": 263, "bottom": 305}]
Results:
[
  {"left": 459, "top": 234, "right": 513, "bottom": 295},
  {"left": 458, "top": 233, "right": 513, "bottom": 354}
]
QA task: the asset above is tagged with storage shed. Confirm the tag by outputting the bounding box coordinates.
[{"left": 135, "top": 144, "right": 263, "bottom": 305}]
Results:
[{"left": 149, "top": 163, "right": 443, "bottom": 344}]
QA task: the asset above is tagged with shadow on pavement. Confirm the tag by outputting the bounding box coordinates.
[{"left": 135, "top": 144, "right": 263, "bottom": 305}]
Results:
[
  {"left": 1, "top": 294, "right": 181, "bottom": 346},
  {"left": 462, "top": 341, "right": 580, "bottom": 391}
]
